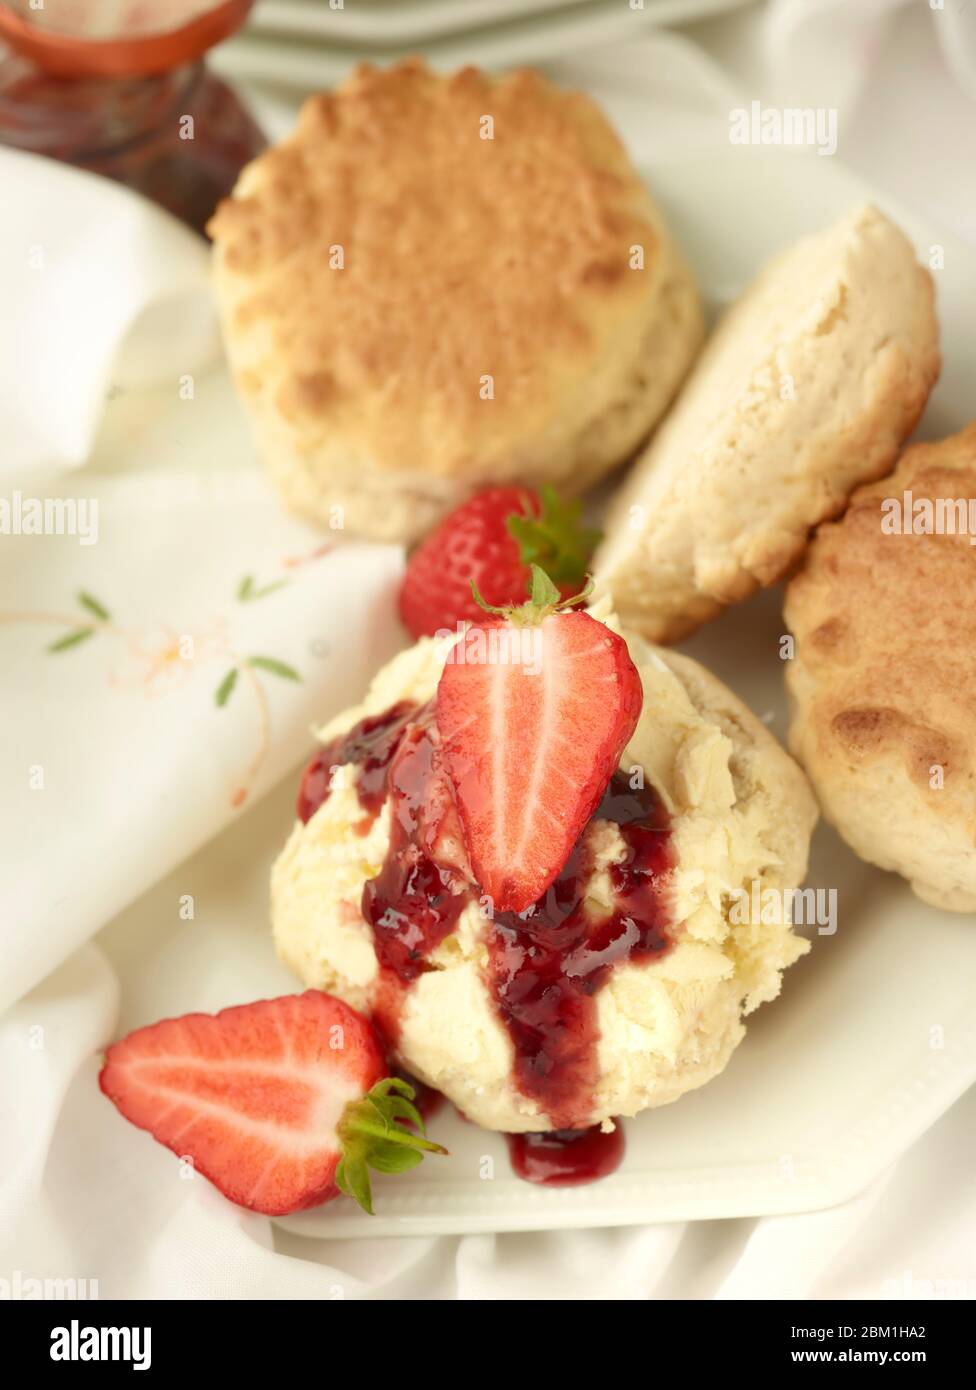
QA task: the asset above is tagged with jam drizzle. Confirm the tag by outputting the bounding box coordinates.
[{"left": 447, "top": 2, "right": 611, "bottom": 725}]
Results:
[
  {"left": 296, "top": 701, "right": 416, "bottom": 828},
  {"left": 486, "top": 773, "right": 674, "bottom": 1130},
  {"left": 361, "top": 712, "right": 470, "bottom": 1043},
  {"left": 506, "top": 1123, "right": 625, "bottom": 1187}
]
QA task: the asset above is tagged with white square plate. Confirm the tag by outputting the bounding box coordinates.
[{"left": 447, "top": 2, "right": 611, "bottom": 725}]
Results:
[{"left": 97, "top": 109, "right": 976, "bottom": 1240}]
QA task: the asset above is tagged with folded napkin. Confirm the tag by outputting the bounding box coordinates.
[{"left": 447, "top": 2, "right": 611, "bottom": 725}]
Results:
[
  {"left": 0, "top": 469, "right": 404, "bottom": 1013},
  {"left": 0, "top": 148, "right": 220, "bottom": 476},
  {"left": 764, "top": 0, "right": 976, "bottom": 113}
]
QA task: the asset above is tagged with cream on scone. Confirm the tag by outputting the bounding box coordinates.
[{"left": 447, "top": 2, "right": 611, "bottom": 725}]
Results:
[
  {"left": 207, "top": 60, "right": 703, "bottom": 542},
  {"left": 271, "top": 605, "right": 817, "bottom": 1132},
  {"left": 785, "top": 423, "right": 976, "bottom": 912},
  {"left": 594, "top": 203, "right": 940, "bottom": 642}
]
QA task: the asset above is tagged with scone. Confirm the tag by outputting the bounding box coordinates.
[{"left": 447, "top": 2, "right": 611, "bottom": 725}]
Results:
[
  {"left": 271, "top": 604, "right": 817, "bottom": 1132},
  {"left": 785, "top": 422, "right": 976, "bottom": 912},
  {"left": 207, "top": 60, "right": 703, "bottom": 542},
  {"left": 594, "top": 203, "right": 940, "bottom": 642}
]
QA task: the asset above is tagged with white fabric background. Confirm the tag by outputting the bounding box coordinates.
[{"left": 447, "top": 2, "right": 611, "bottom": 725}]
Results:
[{"left": 1, "top": 0, "right": 974, "bottom": 1300}]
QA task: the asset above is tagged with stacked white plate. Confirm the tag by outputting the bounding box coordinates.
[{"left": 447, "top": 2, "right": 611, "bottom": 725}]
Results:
[{"left": 214, "top": 0, "right": 753, "bottom": 89}]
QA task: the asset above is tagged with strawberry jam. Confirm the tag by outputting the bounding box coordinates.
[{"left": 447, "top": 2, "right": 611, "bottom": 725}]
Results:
[
  {"left": 361, "top": 711, "right": 471, "bottom": 1043},
  {"left": 507, "top": 1123, "right": 625, "bottom": 1186},
  {"left": 486, "top": 773, "right": 674, "bottom": 1130},
  {"left": 296, "top": 701, "right": 416, "bottom": 826}
]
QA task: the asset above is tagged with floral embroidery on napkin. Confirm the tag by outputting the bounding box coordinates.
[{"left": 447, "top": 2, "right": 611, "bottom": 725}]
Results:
[{"left": 3, "top": 576, "right": 304, "bottom": 808}]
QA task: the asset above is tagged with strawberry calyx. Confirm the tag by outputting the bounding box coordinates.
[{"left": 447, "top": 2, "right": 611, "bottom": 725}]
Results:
[
  {"left": 506, "top": 485, "right": 601, "bottom": 588},
  {"left": 471, "top": 563, "right": 594, "bottom": 628},
  {"left": 335, "top": 1076, "right": 448, "bottom": 1215}
]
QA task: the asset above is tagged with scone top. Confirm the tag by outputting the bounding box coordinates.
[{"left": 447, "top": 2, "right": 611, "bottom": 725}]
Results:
[{"left": 207, "top": 59, "right": 668, "bottom": 486}]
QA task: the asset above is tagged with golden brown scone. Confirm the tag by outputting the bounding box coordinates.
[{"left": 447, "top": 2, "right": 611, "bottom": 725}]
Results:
[
  {"left": 594, "top": 204, "right": 940, "bottom": 642},
  {"left": 785, "top": 422, "right": 976, "bottom": 911},
  {"left": 208, "top": 60, "right": 703, "bottom": 541}
]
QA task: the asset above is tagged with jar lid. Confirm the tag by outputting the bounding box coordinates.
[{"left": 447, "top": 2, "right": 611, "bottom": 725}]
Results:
[{"left": 0, "top": 0, "right": 253, "bottom": 78}]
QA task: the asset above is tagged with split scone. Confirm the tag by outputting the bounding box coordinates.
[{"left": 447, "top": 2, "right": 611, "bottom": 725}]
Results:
[
  {"left": 594, "top": 204, "right": 940, "bottom": 642},
  {"left": 785, "top": 422, "right": 976, "bottom": 912},
  {"left": 271, "top": 604, "right": 817, "bottom": 1133},
  {"left": 208, "top": 60, "right": 703, "bottom": 542}
]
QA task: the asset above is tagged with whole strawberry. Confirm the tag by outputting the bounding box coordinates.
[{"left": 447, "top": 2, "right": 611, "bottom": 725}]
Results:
[
  {"left": 399, "top": 485, "right": 600, "bottom": 639},
  {"left": 99, "top": 991, "right": 446, "bottom": 1216}
]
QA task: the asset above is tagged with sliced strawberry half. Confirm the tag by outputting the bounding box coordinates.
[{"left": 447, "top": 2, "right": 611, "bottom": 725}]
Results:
[
  {"left": 99, "top": 990, "right": 446, "bottom": 1216},
  {"left": 436, "top": 568, "right": 643, "bottom": 913}
]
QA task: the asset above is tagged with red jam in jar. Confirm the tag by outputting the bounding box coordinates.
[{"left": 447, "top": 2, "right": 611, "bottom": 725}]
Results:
[{"left": 0, "top": 1, "right": 264, "bottom": 233}]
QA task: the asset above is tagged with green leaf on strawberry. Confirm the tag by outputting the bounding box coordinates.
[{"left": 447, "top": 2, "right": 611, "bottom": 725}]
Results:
[
  {"left": 336, "top": 1076, "right": 448, "bottom": 1215},
  {"left": 472, "top": 563, "right": 594, "bottom": 626},
  {"left": 506, "top": 485, "right": 601, "bottom": 588}
]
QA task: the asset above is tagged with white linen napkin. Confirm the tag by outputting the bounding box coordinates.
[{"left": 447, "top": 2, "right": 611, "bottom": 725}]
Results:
[
  {"left": 0, "top": 469, "right": 404, "bottom": 1013},
  {"left": 763, "top": 0, "right": 976, "bottom": 113},
  {"left": 709, "top": 0, "right": 976, "bottom": 245},
  {"left": 0, "top": 148, "right": 220, "bottom": 475}
]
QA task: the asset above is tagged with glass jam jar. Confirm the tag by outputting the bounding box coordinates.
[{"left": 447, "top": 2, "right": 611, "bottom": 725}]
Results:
[{"left": 0, "top": 0, "right": 265, "bottom": 234}]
